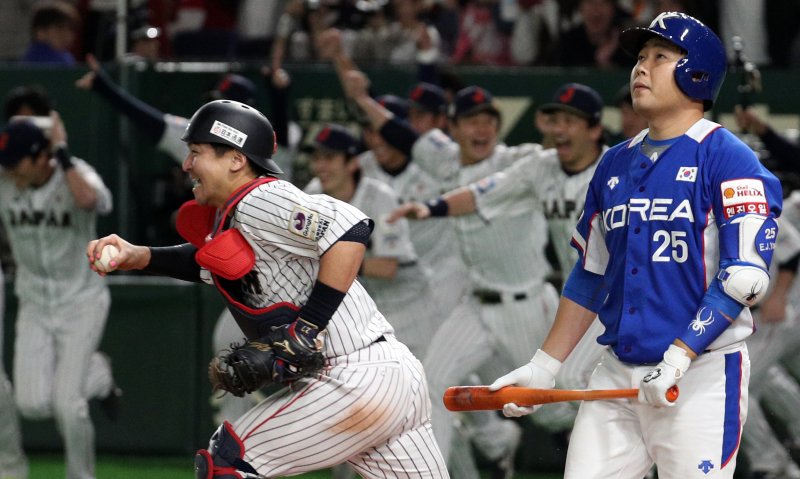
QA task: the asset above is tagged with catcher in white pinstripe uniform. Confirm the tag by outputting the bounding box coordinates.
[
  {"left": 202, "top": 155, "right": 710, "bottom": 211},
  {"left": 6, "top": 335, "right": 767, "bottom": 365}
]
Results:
[
  {"left": 0, "top": 114, "right": 117, "bottom": 479},
  {"left": 88, "top": 100, "right": 449, "bottom": 479}
]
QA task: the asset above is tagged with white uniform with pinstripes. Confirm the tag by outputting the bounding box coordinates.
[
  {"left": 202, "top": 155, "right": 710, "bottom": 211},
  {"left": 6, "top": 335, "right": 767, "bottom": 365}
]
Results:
[
  {"left": 359, "top": 142, "right": 470, "bottom": 317},
  {"left": 0, "top": 263, "right": 27, "bottom": 478},
  {"left": 203, "top": 180, "right": 448, "bottom": 478},
  {"left": 410, "top": 131, "right": 565, "bottom": 461},
  {"left": 741, "top": 197, "right": 800, "bottom": 474},
  {"left": 305, "top": 176, "right": 440, "bottom": 357},
  {"left": 472, "top": 147, "right": 609, "bottom": 395},
  {"left": 0, "top": 158, "right": 114, "bottom": 479}
]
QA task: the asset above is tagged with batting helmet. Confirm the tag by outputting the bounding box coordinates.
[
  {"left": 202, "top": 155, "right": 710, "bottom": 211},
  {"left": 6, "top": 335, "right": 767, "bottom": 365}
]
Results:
[
  {"left": 182, "top": 100, "right": 283, "bottom": 175},
  {"left": 620, "top": 12, "right": 726, "bottom": 110}
]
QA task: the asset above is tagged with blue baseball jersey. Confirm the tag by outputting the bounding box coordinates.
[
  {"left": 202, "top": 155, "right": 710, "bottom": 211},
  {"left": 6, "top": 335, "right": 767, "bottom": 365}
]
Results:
[{"left": 571, "top": 119, "right": 782, "bottom": 364}]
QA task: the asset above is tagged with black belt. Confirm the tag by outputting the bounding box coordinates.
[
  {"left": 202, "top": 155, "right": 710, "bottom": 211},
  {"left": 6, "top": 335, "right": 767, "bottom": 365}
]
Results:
[{"left": 472, "top": 289, "right": 528, "bottom": 304}]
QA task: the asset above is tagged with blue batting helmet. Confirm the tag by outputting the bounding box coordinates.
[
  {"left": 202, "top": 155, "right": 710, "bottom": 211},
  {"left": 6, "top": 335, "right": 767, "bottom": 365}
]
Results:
[{"left": 620, "top": 12, "right": 726, "bottom": 110}]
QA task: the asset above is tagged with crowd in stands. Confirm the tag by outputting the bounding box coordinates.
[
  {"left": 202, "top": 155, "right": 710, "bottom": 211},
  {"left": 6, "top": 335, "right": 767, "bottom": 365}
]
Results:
[{"left": 1, "top": 0, "right": 800, "bottom": 69}]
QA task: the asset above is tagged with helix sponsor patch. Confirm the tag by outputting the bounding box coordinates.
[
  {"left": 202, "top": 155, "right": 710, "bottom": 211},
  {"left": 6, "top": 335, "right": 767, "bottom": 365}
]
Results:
[{"left": 720, "top": 178, "right": 768, "bottom": 219}]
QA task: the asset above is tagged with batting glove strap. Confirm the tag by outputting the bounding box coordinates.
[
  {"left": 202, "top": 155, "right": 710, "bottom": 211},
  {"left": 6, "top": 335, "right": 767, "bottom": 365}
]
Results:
[
  {"left": 530, "top": 349, "right": 563, "bottom": 378},
  {"left": 662, "top": 344, "right": 691, "bottom": 378}
]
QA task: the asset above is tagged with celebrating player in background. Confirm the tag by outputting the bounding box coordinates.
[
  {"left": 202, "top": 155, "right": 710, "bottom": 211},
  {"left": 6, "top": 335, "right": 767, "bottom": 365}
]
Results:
[
  {"left": 0, "top": 261, "right": 27, "bottom": 479},
  {"left": 86, "top": 100, "right": 449, "bottom": 478},
  {"left": 489, "top": 12, "right": 782, "bottom": 478},
  {"left": 0, "top": 112, "right": 120, "bottom": 479},
  {"left": 304, "top": 124, "right": 441, "bottom": 358},
  {"left": 390, "top": 81, "right": 611, "bottom": 396}
]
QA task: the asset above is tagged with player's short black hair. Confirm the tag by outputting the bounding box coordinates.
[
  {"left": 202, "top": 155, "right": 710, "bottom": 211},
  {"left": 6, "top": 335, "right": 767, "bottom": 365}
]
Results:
[
  {"left": 3, "top": 84, "right": 52, "bottom": 120},
  {"left": 30, "top": 1, "right": 79, "bottom": 31}
]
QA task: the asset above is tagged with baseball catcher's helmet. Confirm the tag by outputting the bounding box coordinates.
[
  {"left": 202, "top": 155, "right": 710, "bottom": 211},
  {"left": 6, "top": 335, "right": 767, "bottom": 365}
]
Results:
[
  {"left": 182, "top": 100, "right": 283, "bottom": 175},
  {"left": 620, "top": 12, "right": 726, "bottom": 110}
]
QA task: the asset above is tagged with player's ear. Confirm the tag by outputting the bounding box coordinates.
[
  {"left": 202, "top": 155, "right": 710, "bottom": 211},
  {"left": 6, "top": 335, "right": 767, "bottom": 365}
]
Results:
[{"left": 229, "top": 150, "right": 248, "bottom": 172}]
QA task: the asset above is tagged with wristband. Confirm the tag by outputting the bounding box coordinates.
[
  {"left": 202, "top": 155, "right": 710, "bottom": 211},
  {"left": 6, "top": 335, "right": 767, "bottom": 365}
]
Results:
[
  {"left": 54, "top": 144, "right": 74, "bottom": 170},
  {"left": 663, "top": 344, "right": 691, "bottom": 377},
  {"left": 531, "top": 349, "right": 562, "bottom": 377},
  {"left": 298, "top": 280, "right": 346, "bottom": 329},
  {"left": 425, "top": 197, "right": 449, "bottom": 217}
]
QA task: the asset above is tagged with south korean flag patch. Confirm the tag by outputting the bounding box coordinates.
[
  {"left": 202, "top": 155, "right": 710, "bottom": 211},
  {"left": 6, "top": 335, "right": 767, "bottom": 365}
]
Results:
[{"left": 676, "top": 166, "right": 697, "bottom": 182}]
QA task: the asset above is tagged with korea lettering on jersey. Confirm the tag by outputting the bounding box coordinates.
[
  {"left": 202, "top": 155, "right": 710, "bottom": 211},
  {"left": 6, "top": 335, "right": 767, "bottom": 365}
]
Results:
[{"left": 570, "top": 120, "right": 783, "bottom": 364}]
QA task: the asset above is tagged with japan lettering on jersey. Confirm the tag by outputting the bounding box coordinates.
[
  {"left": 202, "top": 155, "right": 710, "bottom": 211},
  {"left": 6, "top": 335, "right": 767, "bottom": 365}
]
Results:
[{"left": 570, "top": 120, "right": 782, "bottom": 364}]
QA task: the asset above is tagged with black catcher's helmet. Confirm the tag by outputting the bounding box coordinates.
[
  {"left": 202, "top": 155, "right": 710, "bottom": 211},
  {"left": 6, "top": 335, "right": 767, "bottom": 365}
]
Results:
[{"left": 182, "top": 100, "right": 283, "bottom": 175}]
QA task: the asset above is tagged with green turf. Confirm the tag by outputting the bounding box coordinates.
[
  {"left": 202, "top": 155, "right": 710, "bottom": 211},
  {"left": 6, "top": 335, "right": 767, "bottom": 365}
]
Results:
[{"left": 28, "top": 453, "right": 564, "bottom": 478}]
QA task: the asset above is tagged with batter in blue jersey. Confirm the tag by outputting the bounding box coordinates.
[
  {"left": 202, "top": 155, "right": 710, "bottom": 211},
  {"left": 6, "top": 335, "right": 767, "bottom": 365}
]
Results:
[{"left": 488, "top": 12, "right": 781, "bottom": 479}]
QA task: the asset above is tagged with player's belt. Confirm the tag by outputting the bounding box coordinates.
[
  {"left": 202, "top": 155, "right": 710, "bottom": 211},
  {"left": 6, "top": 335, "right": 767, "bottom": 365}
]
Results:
[{"left": 472, "top": 289, "right": 528, "bottom": 304}]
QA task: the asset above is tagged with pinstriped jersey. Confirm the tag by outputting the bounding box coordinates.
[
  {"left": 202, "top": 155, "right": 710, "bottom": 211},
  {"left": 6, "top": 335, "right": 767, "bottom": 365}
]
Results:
[
  {"left": 572, "top": 120, "right": 783, "bottom": 364},
  {"left": 304, "top": 176, "right": 433, "bottom": 311},
  {"left": 358, "top": 142, "right": 470, "bottom": 295},
  {"left": 199, "top": 179, "right": 393, "bottom": 357},
  {"left": 412, "top": 130, "right": 552, "bottom": 290},
  {"left": 0, "top": 158, "right": 112, "bottom": 306},
  {"left": 470, "top": 147, "right": 606, "bottom": 274}
]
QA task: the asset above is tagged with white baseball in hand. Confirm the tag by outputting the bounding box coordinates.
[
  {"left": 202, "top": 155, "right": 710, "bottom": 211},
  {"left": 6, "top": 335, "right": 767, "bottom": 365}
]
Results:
[{"left": 94, "top": 245, "right": 119, "bottom": 273}]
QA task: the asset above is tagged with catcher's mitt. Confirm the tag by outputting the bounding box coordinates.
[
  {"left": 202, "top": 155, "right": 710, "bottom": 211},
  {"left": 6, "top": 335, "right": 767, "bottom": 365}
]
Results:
[{"left": 208, "top": 340, "right": 276, "bottom": 397}]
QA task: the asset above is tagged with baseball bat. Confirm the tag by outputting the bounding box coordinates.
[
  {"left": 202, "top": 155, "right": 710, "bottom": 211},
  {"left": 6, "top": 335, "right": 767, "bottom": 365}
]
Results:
[{"left": 443, "top": 385, "right": 679, "bottom": 411}]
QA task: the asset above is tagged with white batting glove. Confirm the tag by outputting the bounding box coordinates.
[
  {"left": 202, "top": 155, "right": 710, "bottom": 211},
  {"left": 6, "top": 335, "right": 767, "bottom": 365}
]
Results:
[
  {"left": 488, "top": 349, "right": 562, "bottom": 417},
  {"left": 638, "top": 344, "right": 691, "bottom": 408}
]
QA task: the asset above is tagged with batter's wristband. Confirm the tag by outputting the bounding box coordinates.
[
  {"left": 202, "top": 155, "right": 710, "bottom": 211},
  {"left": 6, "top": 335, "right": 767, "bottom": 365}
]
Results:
[
  {"left": 299, "top": 280, "right": 346, "bottom": 329},
  {"left": 54, "top": 144, "right": 74, "bottom": 170},
  {"left": 425, "top": 197, "right": 449, "bottom": 217}
]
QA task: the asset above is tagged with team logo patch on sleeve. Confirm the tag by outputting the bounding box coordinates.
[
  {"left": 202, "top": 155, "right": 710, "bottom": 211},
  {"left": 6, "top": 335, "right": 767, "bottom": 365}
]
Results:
[
  {"left": 720, "top": 179, "right": 768, "bottom": 219},
  {"left": 288, "top": 205, "right": 331, "bottom": 241},
  {"left": 676, "top": 167, "right": 697, "bottom": 182},
  {"left": 210, "top": 120, "right": 247, "bottom": 147}
]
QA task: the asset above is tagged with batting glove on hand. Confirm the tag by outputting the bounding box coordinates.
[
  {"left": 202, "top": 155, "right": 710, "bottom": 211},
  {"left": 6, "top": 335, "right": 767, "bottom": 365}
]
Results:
[
  {"left": 638, "top": 344, "right": 691, "bottom": 408},
  {"left": 488, "top": 349, "right": 562, "bottom": 417}
]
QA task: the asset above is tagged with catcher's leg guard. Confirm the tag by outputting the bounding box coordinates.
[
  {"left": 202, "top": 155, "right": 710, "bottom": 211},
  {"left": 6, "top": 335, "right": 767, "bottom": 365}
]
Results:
[{"left": 195, "top": 421, "right": 261, "bottom": 479}]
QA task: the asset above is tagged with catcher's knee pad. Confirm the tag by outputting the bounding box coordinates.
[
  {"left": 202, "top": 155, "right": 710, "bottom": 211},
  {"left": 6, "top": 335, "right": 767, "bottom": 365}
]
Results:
[{"left": 195, "top": 421, "right": 260, "bottom": 479}]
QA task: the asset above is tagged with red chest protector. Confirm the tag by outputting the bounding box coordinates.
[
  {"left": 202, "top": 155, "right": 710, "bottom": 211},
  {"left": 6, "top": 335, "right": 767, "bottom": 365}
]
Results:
[{"left": 176, "top": 178, "right": 300, "bottom": 339}]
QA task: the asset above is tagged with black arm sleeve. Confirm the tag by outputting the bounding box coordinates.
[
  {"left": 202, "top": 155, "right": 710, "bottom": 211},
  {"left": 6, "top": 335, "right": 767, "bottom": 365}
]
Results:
[
  {"left": 91, "top": 67, "right": 168, "bottom": 142},
  {"left": 760, "top": 127, "right": 800, "bottom": 175},
  {"left": 142, "top": 243, "right": 202, "bottom": 283},
  {"left": 379, "top": 116, "right": 420, "bottom": 158},
  {"left": 338, "top": 219, "right": 373, "bottom": 245}
]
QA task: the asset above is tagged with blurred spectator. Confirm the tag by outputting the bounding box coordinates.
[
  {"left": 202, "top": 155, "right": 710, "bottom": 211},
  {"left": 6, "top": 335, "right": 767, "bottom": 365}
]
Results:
[
  {"left": 735, "top": 106, "right": 800, "bottom": 181},
  {"left": 20, "top": 0, "right": 80, "bottom": 65},
  {"left": 236, "top": 0, "right": 286, "bottom": 59},
  {"left": 169, "top": 0, "right": 241, "bottom": 59},
  {"left": 127, "top": 24, "right": 162, "bottom": 61},
  {"left": 451, "top": 0, "right": 512, "bottom": 65},
  {"left": 271, "top": 0, "right": 339, "bottom": 66},
  {"left": 0, "top": 1, "right": 35, "bottom": 61},
  {"left": 555, "top": 0, "right": 632, "bottom": 68},
  {"left": 510, "top": 0, "right": 560, "bottom": 65},
  {"left": 765, "top": 0, "right": 800, "bottom": 68},
  {"left": 719, "top": 0, "right": 769, "bottom": 66},
  {"left": 78, "top": 0, "right": 150, "bottom": 61},
  {"left": 385, "top": 0, "right": 442, "bottom": 64}
]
